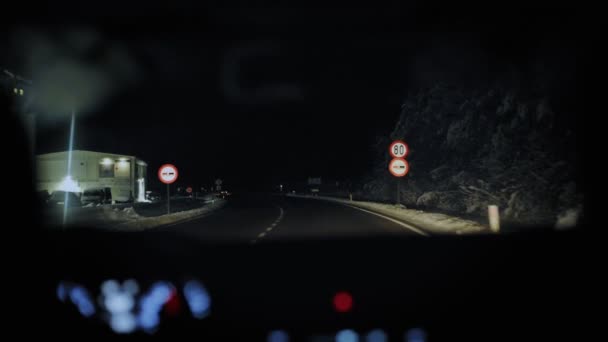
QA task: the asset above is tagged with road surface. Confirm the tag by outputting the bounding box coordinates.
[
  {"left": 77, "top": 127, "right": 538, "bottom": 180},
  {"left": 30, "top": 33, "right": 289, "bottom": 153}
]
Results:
[{"left": 157, "top": 194, "right": 425, "bottom": 243}]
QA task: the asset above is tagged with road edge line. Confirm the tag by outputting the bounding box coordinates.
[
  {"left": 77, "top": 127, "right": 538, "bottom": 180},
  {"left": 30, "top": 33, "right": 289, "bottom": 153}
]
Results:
[{"left": 341, "top": 203, "right": 430, "bottom": 237}]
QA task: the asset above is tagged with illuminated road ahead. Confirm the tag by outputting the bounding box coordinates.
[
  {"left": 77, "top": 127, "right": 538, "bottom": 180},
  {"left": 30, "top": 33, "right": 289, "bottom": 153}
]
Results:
[{"left": 157, "top": 194, "right": 423, "bottom": 243}]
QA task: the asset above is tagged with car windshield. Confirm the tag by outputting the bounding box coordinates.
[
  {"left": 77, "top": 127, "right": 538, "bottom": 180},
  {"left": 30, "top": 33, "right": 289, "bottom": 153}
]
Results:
[{"left": 3, "top": 4, "right": 587, "bottom": 239}]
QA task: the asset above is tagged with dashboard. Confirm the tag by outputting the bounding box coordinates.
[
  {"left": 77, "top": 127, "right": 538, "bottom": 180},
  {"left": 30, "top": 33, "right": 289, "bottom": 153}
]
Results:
[{"left": 17, "top": 228, "right": 597, "bottom": 341}]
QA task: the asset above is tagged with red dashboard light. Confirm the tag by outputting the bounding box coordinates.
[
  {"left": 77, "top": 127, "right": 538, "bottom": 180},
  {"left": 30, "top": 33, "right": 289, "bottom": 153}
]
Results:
[
  {"left": 333, "top": 291, "right": 353, "bottom": 313},
  {"left": 164, "top": 289, "right": 181, "bottom": 316}
]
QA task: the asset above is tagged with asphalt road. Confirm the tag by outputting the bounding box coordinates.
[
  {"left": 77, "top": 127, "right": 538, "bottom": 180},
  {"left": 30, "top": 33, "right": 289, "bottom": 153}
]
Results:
[{"left": 157, "top": 194, "right": 423, "bottom": 243}]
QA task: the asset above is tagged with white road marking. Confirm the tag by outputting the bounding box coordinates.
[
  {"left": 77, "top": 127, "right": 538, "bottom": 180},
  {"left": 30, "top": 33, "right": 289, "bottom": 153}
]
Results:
[
  {"left": 343, "top": 204, "right": 430, "bottom": 237},
  {"left": 251, "top": 206, "right": 285, "bottom": 244}
]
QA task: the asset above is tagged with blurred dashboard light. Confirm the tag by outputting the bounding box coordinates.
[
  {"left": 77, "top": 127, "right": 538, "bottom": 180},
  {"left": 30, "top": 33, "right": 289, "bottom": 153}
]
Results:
[
  {"left": 183, "top": 280, "right": 211, "bottom": 319},
  {"left": 366, "top": 329, "right": 387, "bottom": 342},
  {"left": 57, "top": 282, "right": 68, "bottom": 302},
  {"left": 333, "top": 291, "right": 353, "bottom": 313},
  {"left": 69, "top": 286, "right": 96, "bottom": 317},
  {"left": 104, "top": 291, "right": 135, "bottom": 313},
  {"left": 123, "top": 279, "right": 139, "bottom": 295},
  {"left": 406, "top": 328, "right": 427, "bottom": 342},
  {"left": 110, "top": 312, "right": 136, "bottom": 334},
  {"left": 267, "top": 330, "right": 289, "bottom": 342},
  {"left": 101, "top": 279, "right": 120, "bottom": 296},
  {"left": 336, "top": 329, "right": 359, "bottom": 342},
  {"left": 137, "top": 309, "right": 160, "bottom": 332}
]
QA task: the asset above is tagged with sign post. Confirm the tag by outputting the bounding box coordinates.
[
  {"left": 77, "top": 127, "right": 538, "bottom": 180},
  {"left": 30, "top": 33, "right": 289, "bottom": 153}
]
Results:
[
  {"left": 158, "top": 164, "right": 179, "bottom": 214},
  {"left": 389, "top": 140, "right": 410, "bottom": 205}
]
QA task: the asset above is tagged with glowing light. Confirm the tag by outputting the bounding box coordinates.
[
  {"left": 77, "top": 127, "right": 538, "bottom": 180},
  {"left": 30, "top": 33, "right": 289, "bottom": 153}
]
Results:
[
  {"left": 336, "top": 329, "right": 359, "bottom": 342},
  {"left": 110, "top": 312, "right": 136, "bottom": 334},
  {"left": 101, "top": 158, "right": 114, "bottom": 166},
  {"left": 365, "top": 329, "right": 387, "bottom": 342},
  {"left": 268, "top": 330, "right": 289, "bottom": 342},
  {"left": 333, "top": 291, "right": 353, "bottom": 313},
  {"left": 183, "top": 280, "right": 211, "bottom": 319},
  {"left": 69, "top": 286, "right": 96, "bottom": 317},
  {"left": 406, "top": 328, "right": 427, "bottom": 342},
  {"left": 56, "top": 175, "right": 82, "bottom": 193}
]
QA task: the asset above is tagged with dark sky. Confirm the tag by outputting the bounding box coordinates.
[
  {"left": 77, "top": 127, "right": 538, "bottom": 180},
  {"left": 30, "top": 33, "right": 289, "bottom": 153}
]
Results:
[{"left": 2, "top": 3, "right": 588, "bottom": 191}]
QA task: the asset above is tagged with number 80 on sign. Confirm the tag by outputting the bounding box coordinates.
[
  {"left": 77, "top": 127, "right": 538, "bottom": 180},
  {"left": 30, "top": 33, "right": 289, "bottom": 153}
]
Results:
[{"left": 389, "top": 140, "right": 409, "bottom": 158}]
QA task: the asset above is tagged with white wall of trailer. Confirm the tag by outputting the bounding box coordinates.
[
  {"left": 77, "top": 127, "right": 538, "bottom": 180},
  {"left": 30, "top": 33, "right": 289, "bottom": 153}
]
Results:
[{"left": 36, "top": 150, "right": 147, "bottom": 203}]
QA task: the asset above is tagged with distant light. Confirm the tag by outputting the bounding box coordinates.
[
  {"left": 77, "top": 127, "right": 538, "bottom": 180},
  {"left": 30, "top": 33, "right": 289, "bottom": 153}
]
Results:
[
  {"left": 110, "top": 312, "right": 136, "bottom": 334},
  {"left": 101, "top": 158, "right": 114, "bottom": 166},
  {"left": 333, "top": 291, "right": 353, "bottom": 313},
  {"left": 183, "top": 280, "right": 211, "bottom": 319},
  {"left": 69, "top": 286, "right": 96, "bottom": 317},
  {"left": 267, "top": 330, "right": 289, "bottom": 342},
  {"left": 13, "top": 88, "right": 18, "bottom": 94},
  {"left": 365, "top": 329, "right": 387, "bottom": 342},
  {"left": 406, "top": 328, "right": 427, "bottom": 342},
  {"left": 19, "top": 88, "right": 24, "bottom": 96},
  {"left": 118, "top": 157, "right": 129, "bottom": 162},
  {"left": 336, "top": 329, "right": 359, "bottom": 342}
]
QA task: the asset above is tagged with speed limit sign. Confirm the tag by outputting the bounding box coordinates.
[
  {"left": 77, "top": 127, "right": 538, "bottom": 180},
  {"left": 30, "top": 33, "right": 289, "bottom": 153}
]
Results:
[{"left": 389, "top": 140, "right": 409, "bottom": 159}]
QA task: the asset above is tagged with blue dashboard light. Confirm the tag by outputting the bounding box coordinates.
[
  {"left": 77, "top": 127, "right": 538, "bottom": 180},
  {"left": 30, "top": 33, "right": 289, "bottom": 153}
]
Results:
[
  {"left": 110, "top": 312, "right": 137, "bottom": 334},
  {"left": 137, "top": 310, "right": 160, "bottom": 331},
  {"left": 123, "top": 279, "right": 139, "bottom": 295},
  {"left": 101, "top": 279, "right": 120, "bottom": 296},
  {"left": 406, "top": 328, "right": 427, "bottom": 342},
  {"left": 183, "top": 280, "right": 211, "bottom": 319},
  {"left": 104, "top": 291, "right": 135, "bottom": 313},
  {"left": 267, "top": 330, "right": 289, "bottom": 342},
  {"left": 57, "top": 282, "right": 68, "bottom": 302},
  {"left": 336, "top": 329, "right": 359, "bottom": 342},
  {"left": 149, "top": 281, "right": 172, "bottom": 305},
  {"left": 366, "top": 329, "right": 387, "bottom": 342},
  {"left": 69, "top": 286, "right": 96, "bottom": 317}
]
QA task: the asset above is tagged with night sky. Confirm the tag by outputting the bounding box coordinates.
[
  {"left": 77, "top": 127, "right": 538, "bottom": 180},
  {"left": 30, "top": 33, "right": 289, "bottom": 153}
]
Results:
[{"left": 2, "top": 3, "right": 586, "bottom": 191}]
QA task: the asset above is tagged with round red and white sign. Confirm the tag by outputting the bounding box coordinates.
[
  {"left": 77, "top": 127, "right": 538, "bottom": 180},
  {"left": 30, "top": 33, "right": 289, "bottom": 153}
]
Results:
[
  {"left": 389, "top": 140, "right": 409, "bottom": 159},
  {"left": 389, "top": 158, "right": 409, "bottom": 177},
  {"left": 158, "top": 164, "right": 179, "bottom": 184},
  {"left": 186, "top": 187, "right": 192, "bottom": 193}
]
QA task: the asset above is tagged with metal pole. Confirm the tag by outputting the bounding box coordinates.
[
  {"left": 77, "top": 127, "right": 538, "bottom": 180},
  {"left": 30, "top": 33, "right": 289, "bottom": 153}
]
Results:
[
  {"left": 397, "top": 178, "right": 400, "bottom": 205},
  {"left": 167, "top": 183, "right": 171, "bottom": 214}
]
